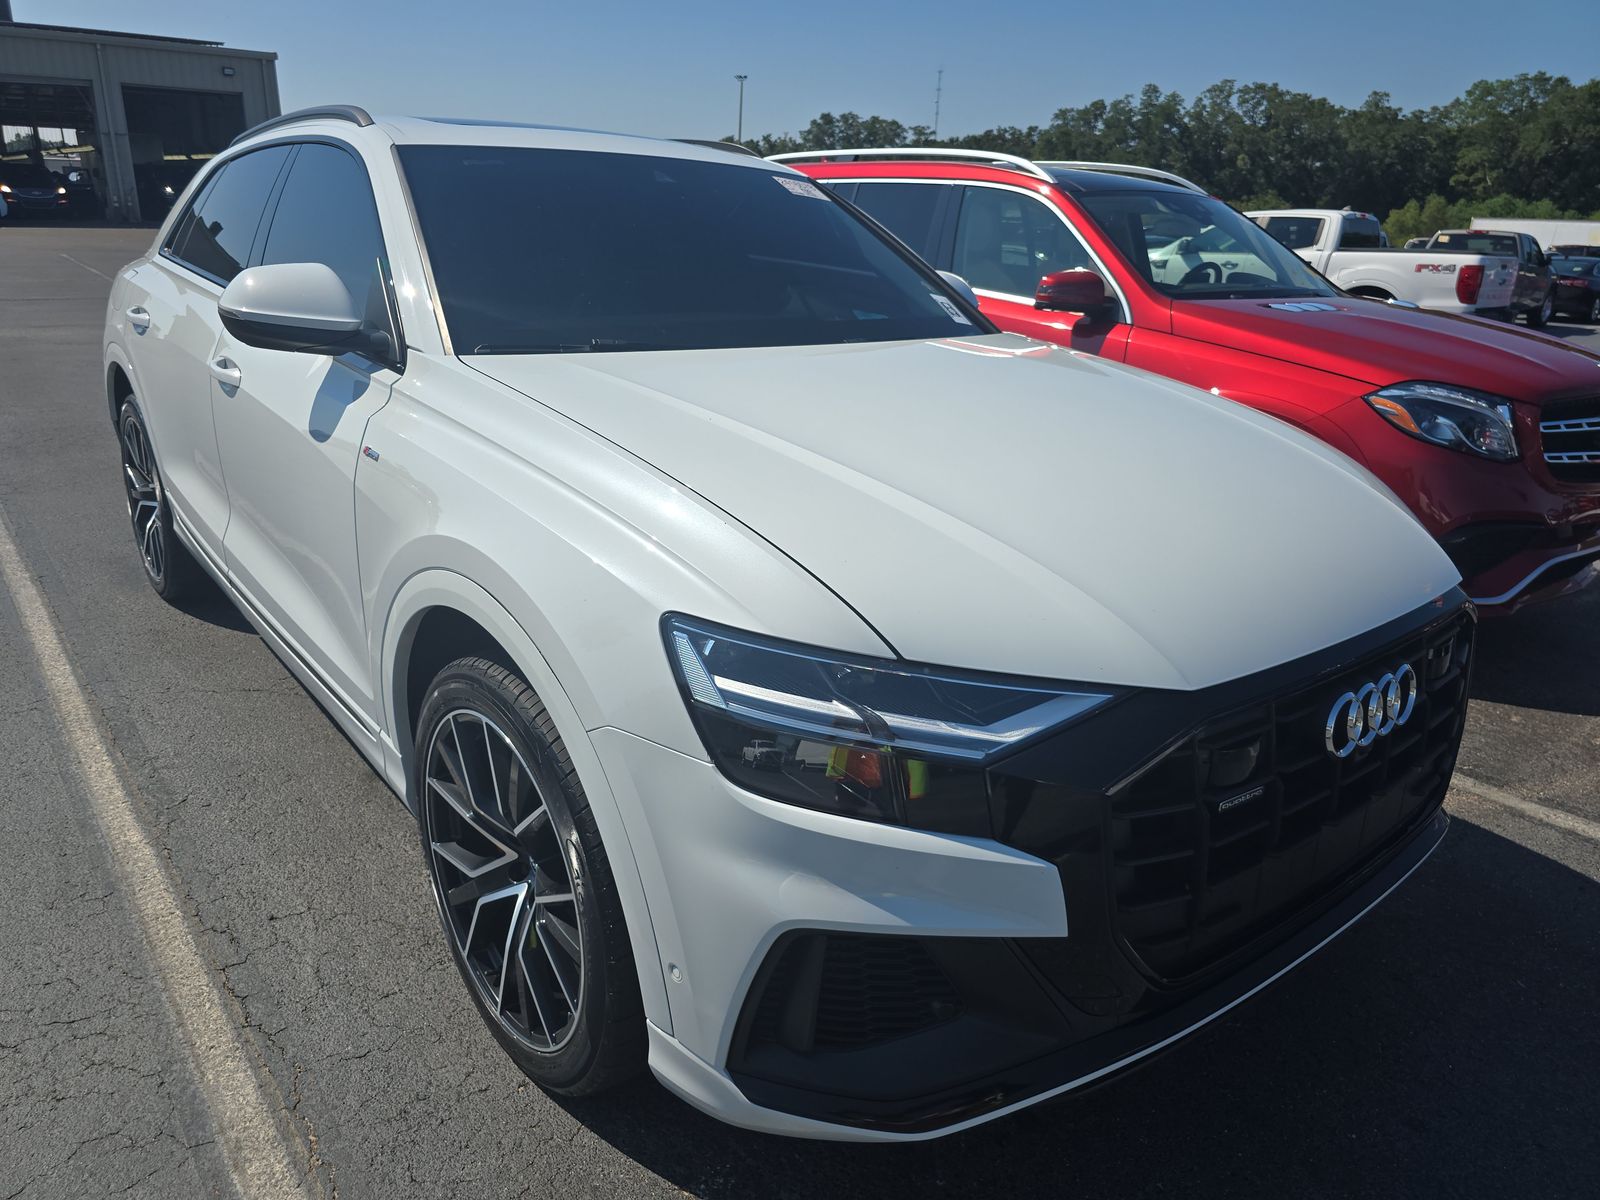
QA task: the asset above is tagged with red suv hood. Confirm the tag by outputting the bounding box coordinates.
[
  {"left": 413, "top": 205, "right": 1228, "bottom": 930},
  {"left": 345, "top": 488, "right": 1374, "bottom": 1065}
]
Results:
[{"left": 1172, "top": 298, "right": 1600, "bottom": 401}]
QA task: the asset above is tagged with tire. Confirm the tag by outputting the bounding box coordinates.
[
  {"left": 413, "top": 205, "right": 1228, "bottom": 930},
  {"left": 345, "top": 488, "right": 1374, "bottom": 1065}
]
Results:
[
  {"left": 1589, "top": 297, "right": 1600, "bottom": 325},
  {"left": 414, "top": 657, "right": 646, "bottom": 1095},
  {"left": 1528, "top": 289, "right": 1554, "bottom": 328},
  {"left": 117, "top": 398, "right": 201, "bottom": 602}
]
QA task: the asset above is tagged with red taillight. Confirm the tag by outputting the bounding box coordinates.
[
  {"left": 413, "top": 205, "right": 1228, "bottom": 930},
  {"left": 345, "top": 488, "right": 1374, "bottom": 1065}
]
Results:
[{"left": 1456, "top": 264, "right": 1484, "bottom": 305}]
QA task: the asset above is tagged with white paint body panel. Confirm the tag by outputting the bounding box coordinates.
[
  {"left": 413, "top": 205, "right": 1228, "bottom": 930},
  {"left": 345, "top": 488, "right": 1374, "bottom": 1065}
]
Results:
[
  {"left": 103, "top": 114, "right": 1463, "bottom": 1140},
  {"left": 467, "top": 337, "right": 1458, "bottom": 689}
]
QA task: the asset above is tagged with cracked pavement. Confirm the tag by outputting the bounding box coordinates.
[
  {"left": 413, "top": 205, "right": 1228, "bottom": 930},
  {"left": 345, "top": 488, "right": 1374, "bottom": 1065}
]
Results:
[{"left": 0, "top": 226, "right": 1597, "bottom": 1198}]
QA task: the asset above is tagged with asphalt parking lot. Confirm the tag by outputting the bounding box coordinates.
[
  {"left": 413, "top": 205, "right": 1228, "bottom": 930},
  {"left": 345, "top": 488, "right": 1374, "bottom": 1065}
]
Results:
[{"left": 2, "top": 225, "right": 1597, "bottom": 1200}]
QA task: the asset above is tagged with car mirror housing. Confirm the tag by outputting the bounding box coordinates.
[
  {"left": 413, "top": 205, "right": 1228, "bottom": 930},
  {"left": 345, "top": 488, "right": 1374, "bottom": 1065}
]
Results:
[
  {"left": 219, "top": 263, "right": 381, "bottom": 359},
  {"left": 1035, "top": 268, "right": 1115, "bottom": 318},
  {"left": 937, "top": 271, "right": 980, "bottom": 310}
]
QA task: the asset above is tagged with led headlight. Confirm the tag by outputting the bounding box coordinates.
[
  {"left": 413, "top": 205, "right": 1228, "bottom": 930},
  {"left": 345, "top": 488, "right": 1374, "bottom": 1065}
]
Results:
[
  {"left": 663, "top": 614, "right": 1114, "bottom": 832},
  {"left": 1364, "top": 381, "right": 1518, "bottom": 462}
]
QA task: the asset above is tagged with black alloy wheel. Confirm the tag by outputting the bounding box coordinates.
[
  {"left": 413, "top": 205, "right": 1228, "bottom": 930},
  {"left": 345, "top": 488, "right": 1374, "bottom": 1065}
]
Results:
[
  {"left": 117, "top": 399, "right": 198, "bottom": 601},
  {"left": 415, "top": 658, "right": 645, "bottom": 1093}
]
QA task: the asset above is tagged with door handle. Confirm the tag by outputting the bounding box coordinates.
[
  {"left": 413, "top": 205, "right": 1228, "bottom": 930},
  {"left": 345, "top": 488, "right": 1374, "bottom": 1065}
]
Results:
[
  {"left": 126, "top": 305, "right": 151, "bottom": 331},
  {"left": 209, "top": 356, "right": 242, "bottom": 388}
]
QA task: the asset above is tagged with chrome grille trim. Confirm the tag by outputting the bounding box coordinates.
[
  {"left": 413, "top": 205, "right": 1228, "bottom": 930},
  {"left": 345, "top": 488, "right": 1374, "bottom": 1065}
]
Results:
[{"left": 1541, "top": 402, "right": 1600, "bottom": 479}]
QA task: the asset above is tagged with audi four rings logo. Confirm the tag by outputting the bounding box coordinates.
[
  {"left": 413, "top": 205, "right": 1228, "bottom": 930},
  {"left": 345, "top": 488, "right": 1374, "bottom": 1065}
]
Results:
[{"left": 1324, "top": 665, "right": 1420, "bottom": 758}]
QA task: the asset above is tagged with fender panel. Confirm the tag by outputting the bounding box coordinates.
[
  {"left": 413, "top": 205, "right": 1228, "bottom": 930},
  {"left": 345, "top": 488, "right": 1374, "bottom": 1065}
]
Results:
[{"left": 379, "top": 568, "right": 674, "bottom": 1032}]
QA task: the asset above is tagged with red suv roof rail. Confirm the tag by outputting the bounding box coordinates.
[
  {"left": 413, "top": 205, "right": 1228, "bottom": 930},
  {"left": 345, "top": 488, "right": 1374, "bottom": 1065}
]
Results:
[
  {"left": 767, "top": 147, "right": 1056, "bottom": 182},
  {"left": 1033, "top": 160, "right": 1206, "bottom": 194}
]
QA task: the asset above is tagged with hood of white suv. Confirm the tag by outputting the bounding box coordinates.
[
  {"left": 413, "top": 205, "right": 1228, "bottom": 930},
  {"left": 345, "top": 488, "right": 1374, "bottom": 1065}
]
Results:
[{"left": 466, "top": 334, "right": 1459, "bottom": 690}]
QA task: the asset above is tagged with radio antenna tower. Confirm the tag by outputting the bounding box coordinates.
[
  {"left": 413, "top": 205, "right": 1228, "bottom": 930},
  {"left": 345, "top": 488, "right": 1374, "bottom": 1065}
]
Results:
[{"left": 933, "top": 68, "right": 944, "bottom": 138}]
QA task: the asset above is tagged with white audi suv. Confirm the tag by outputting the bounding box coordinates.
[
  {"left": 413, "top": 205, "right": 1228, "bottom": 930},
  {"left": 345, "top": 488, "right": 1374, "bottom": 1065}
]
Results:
[{"left": 103, "top": 106, "right": 1474, "bottom": 1141}]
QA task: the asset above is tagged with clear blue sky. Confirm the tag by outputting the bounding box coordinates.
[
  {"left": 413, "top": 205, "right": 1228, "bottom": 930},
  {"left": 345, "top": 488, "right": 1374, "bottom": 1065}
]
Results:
[{"left": 31, "top": 0, "right": 1600, "bottom": 139}]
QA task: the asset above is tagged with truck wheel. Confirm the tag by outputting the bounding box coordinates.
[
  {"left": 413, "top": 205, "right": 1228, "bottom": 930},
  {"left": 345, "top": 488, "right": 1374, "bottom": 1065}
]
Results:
[{"left": 1528, "top": 290, "right": 1554, "bottom": 328}]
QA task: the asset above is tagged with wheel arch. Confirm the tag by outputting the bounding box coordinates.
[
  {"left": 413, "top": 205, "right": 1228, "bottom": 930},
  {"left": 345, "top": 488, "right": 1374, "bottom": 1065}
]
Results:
[
  {"left": 379, "top": 568, "right": 673, "bottom": 1033},
  {"left": 1344, "top": 285, "right": 1394, "bottom": 301},
  {"left": 106, "top": 355, "right": 136, "bottom": 427}
]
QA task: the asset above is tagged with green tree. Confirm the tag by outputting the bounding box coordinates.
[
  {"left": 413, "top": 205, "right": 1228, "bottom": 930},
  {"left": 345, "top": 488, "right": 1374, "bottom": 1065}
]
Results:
[{"left": 738, "top": 72, "right": 1600, "bottom": 239}]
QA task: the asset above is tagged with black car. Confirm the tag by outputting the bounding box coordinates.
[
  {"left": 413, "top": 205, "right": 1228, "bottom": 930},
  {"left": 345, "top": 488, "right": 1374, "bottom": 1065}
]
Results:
[
  {"left": 1550, "top": 256, "right": 1600, "bottom": 323},
  {"left": 0, "top": 161, "right": 69, "bottom": 217}
]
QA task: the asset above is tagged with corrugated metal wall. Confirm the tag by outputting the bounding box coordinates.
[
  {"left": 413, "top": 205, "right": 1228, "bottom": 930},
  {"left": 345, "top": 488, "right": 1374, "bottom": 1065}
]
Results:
[{"left": 0, "top": 25, "right": 278, "bottom": 221}]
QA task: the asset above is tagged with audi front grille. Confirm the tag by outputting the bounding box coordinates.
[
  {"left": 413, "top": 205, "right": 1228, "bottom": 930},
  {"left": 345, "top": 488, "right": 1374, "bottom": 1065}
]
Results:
[{"left": 1105, "top": 611, "right": 1472, "bottom": 981}]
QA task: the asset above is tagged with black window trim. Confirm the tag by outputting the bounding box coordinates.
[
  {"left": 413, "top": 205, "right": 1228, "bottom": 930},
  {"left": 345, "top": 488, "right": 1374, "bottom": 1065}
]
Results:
[{"left": 160, "top": 133, "right": 406, "bottom": 373}]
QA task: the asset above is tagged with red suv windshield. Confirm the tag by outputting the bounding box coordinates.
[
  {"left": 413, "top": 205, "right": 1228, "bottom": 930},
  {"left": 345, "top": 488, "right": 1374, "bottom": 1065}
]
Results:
[{"left": 1076, "top": 190, "right": 1336, "bottom": 301}]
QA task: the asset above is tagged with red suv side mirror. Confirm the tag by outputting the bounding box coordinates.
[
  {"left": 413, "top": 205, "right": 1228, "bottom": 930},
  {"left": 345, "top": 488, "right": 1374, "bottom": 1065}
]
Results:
[{"left": 1036, "top": 268, "right": 1115, "bottom": 318}]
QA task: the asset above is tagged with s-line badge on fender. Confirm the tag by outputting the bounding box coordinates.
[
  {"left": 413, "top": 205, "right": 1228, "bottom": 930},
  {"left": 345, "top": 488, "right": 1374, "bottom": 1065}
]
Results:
[{"left": 1325, "top": 665, "right": 1420, "bottom": 759}]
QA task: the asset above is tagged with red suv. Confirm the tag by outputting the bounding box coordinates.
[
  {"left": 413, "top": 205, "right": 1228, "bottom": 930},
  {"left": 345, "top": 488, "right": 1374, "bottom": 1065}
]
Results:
[{"left": 778, "top": 149, "right": 1600, "bottom": 612}]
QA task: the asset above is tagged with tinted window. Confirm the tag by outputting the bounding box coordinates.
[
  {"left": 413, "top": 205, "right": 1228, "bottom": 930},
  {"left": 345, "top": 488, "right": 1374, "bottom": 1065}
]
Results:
[
  {"left": 953, "top": 186, "right": 1091, "bottom": 295},
  {"left": 1432, "top": 231, "right": 1518, "bottom": 255},
  {"left": 851, "top": 182, "right": 945, "bottom": 261},
  {"left": 1263, "top": 216, "right": 1325, "bottom": 250},
  {"left": 260, "top": 143, "right": 390, "bottom": 329},
  {"left": 398, "top": 146, "right": 988, "bottom": 354},
  {"left": 170, "top": 146, "right": 291, "bottom": 282},
  {"left": 1337, "top": 220, "right": 1383, "bottom": 249}
]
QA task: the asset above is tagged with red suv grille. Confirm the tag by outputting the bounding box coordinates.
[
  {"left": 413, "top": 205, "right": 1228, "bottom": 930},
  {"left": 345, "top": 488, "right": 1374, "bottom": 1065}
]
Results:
[{"left": 1542, "top": 400, "right": 1600, "bottom": 484}]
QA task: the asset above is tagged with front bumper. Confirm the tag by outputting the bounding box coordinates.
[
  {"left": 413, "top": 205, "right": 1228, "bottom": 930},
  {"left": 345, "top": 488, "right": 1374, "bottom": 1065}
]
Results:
[
  {"left": 1332, "top": 397, "right": 1600, "bottom": 611},
  {"left": 595, "top": 597, "right": 1473, "bottom": 1140},
  {"left": 3, "top": 193, "right": 67, "bottom": 213}
]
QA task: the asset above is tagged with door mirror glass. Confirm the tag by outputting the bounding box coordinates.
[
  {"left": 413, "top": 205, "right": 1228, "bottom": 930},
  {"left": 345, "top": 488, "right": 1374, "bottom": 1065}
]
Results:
[
  {"left": 219, "top": 263, "right": 387, "bottom": 359},
  {"left": 1035, "top": 267, "right": 1115, "bottom": 316},
  {"left": 937, "top": 271, "right": 979, "bottom": 310}
]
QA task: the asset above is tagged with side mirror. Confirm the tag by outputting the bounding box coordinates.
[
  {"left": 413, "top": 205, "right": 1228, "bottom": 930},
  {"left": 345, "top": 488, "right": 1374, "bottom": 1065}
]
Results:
[
  {"left": 937, "top": 270, "right": 980, "bottom": 310},
  {"left": 219, "top": 263, "right": 387, "bottom": 360},
  {"left": 1035, "top": 268, "right": 1115, "bottom": 318}
]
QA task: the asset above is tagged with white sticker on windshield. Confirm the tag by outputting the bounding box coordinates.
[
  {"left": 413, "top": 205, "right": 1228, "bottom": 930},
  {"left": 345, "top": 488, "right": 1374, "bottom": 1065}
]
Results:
[
  {"left": 773, "top": 175, "right": 827, "bottom": 199},
  {"left": 931, "top": 294, "right": 973, "bottom": 325}
]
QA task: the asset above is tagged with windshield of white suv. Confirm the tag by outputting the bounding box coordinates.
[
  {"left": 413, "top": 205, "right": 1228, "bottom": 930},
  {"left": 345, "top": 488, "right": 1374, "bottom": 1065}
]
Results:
[
  {"left": 399, "top": 145, "right": 994, "bottom": 353},
  {"left": 1077, "top": 190, "right": 1336, "bottom": 300}
]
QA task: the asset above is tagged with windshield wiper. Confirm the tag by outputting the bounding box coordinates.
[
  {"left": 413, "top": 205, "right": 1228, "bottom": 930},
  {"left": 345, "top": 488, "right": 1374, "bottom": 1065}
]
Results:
[{"left": 471, "top": 338, "right": 674, "bottom": 354}]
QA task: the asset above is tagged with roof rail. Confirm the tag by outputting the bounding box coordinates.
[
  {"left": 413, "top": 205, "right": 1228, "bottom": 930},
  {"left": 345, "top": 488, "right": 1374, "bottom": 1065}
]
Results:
[
  {"left": 676, "top": 138, "right": 761, "bottom": 158},
  {"left": 229, "top": 104, "right": 375, "bottom": 148},
  {"left": 768, "top": 147, "right": 1055, "bottom": 182},
  {"left": 1036, "top": 160, "right": 1206, "bottom": 194}
]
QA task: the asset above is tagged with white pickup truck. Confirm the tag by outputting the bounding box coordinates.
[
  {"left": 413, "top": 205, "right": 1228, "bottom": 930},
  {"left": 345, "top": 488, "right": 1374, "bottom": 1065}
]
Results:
[{"left": 1246, "top": 207, "right": 1517, "bottom": 316}]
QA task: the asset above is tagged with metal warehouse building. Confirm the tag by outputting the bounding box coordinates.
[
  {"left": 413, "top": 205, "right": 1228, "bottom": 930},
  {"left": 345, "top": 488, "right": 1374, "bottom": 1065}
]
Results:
[{"left": 0, "top": 5, "right": 278, "bottom": 222}]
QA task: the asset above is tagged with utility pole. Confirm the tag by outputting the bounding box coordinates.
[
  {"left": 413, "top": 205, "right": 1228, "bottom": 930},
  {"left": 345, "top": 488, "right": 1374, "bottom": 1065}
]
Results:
[
  {"left": 735, "top": 74, "right": 748, "bottom": 143},
  {"left": 933, "top": 68, "right": 943, "bottom": 139}
]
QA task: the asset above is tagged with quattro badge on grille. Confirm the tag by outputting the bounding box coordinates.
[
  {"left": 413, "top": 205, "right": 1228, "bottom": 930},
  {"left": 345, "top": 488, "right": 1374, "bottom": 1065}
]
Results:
[{"left": 1325, "top": 664, "right": 1420, "bottom": 759}]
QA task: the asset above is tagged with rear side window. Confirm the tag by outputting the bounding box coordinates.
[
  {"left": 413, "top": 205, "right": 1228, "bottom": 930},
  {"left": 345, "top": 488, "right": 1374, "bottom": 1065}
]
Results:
[
  {"left": 1263, "top": 216, "right": 1325, "bottom": 250},
  {"left": 167, "top": 146, "right": 291, "bottom": 283},
  {"left": 259, "top": 143, "right": 391, "bottom": 330},
  {"left": 952, "top": 186, "right": 1091, "bottom": 296},
  {"left": 1337, "top": 220, "right": 1382, "bottom": 249},
  {"left": 851, "top": 182, "right": 945, "bottom": 262}
]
